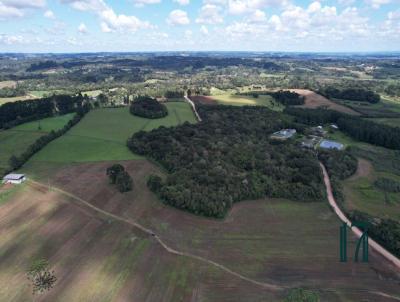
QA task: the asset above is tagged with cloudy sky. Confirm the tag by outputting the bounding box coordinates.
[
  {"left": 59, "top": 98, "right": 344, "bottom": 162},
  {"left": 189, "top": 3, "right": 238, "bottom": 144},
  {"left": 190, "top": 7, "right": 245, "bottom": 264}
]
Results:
[{"left": 0, "top": 0, "right": 399, "bottom": 52}]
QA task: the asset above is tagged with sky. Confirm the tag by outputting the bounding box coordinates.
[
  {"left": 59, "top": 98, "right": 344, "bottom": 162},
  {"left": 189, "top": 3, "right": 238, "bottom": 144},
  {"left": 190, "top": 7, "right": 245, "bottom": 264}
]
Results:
[{"left": 0, "top": 0, "right": 399, "bottom": 52}]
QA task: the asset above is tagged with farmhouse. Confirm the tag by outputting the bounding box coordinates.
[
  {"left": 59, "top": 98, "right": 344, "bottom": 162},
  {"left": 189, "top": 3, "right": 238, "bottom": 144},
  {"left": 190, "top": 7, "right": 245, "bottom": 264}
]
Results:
[
  {"left": 270, "top": 129, "right": 297, "bottom": 140},
  {"left": 2, "top": 173, "right": 26, "bottom": 184}
]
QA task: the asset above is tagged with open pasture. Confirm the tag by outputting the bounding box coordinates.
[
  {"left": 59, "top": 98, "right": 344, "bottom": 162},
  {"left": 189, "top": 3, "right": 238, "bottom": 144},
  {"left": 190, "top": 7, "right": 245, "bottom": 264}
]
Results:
[
  {"left": 0, "top": 114, "right": 75, "bottom": 176},
  {"left": 28, "top": 102, "right": 196, "bottom": 163},
  {"left": 17, "top": 159, "right": 400, "bottom": 302},
  {"left": 210, "top": 94, "right": 284, "bottom": 110}
]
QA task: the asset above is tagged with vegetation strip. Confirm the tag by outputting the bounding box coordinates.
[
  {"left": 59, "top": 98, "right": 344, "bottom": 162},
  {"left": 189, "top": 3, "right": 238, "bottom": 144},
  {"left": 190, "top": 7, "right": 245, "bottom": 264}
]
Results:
[{"left": 320, "top": 163, "right": 400, "bottom": 270}]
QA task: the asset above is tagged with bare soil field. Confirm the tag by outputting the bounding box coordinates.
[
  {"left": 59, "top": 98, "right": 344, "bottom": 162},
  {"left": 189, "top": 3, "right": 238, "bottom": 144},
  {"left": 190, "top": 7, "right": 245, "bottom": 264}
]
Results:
[
  {"left": 0, "top": 80, "right": 17, "bottom": 89},
  {"left": 189, "top": 95, "right": 218, "bottom": 105},
  {"left": 15, "top": 160, "right": 400, "bottom": 301},
  {"left": 292, "top": 89, "right": 360, "bottom": 115}
]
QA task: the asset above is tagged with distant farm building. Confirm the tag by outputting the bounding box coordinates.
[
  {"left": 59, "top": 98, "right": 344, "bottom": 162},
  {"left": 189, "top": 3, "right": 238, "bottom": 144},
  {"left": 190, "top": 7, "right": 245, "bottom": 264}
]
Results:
[
  {"left": 2, "top": 173, "right": 26, "bottom": 184},
  {"left": 301, "top": 136, "right": 321, "bottom": 149},
  {"left": 311, "top": 126, "right": 327, "bottom": 137},
  {"left": 270, "top": 129, "right": 297, "bottom": 140},
  {"left": 319, "top": 140, "right": 344, "bottom": 150}
]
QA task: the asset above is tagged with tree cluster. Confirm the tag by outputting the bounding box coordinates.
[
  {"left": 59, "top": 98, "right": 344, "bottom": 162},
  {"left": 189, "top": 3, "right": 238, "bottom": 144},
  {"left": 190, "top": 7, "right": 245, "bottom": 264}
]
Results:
[
  {"left": 320, "top": 87, "right": 380, "bottom": 104},
  {"left": 0, "top": 86, "right": 25, "bottom": 98},
  {"left": 374, "top": 178, "right": 400, "bottom": 193},
  {"left": 0, "top": 94, "right": 86, "bottom": 129},
  {"left": 350, "top": 210, "right": 400, "bottom": 258},
  {"left": 164, "top": 90, "right": 184, "bottom": 98},
  {"left": 106, "top": 164, "right": 133, "bottom": 193},
  {"left": 285, "top": 107, "right": 400, "bottom": 150},
  {"left": 239, "top": 90, "right": 305, "bottom": 106},
  {"left": 128, "top": 105, "right": 325, "bottom": 218},
  {"left": 318, "top": 150, "right": 358, "bottom": 204},
  {"left": 130, "top": 96, "right": 168, "bottom": 119},
  {"left": 7, "top": 103, "right": 90, "bottom": 174}
]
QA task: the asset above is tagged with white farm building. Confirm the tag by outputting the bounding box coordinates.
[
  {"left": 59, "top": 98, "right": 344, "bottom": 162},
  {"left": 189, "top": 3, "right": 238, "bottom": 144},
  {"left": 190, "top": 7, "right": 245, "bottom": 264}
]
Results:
[{"left": 2, "top": 173, "right": 26, "bottom": 184}]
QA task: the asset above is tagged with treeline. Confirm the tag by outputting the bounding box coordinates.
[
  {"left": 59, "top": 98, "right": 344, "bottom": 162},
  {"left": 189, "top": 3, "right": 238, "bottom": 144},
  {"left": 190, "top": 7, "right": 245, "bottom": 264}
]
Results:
[
  {"left": 0, "top": 94, "right": 87, "bottom": 129},
  {"left": 239, "top": 90, "right": 305, "bottom": 106},
  {"left": 130, "top": 96, "right": 168, "bottom": 119},
  {"left": 7, "top": 103, "right": 91, "bottom": 174},
  {"left": 319, "top": 87, "right": 380, "bottom": 104},
  {"left": 27, "top": 60, "right": 59, "bottom": 72},
  {"left": 350, "top": 210, "right": 400, "bottom": 258},
  {"left": 165, "top": 90, "right": 184, "bottom": 98},
  {"left": 318, "top": 150, "right": 358, "bottom": 203},
  {"left": 0, "top": 86, "right": 25, "bottom": 98},
  {"left": 285, "top": 107, "right": 400, "bottom": 150},
  {"left": 128, "top": 105, "right": 325, "bottom": 218}
]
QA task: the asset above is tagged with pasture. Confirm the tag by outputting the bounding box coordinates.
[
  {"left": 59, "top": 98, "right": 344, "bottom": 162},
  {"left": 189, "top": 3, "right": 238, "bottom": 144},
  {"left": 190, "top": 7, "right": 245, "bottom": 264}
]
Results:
[
  {"left": 3, "top": 159, "right": 398, "bottom": 301},
  {"left": 210, "top": 94, "right": 284, "bottom": 110},
  {"left": 0, "top": 114, "right": 75, "bottom": 176},
  {"left": 28, "top": 102, "right": 196, "bottom": 163}
]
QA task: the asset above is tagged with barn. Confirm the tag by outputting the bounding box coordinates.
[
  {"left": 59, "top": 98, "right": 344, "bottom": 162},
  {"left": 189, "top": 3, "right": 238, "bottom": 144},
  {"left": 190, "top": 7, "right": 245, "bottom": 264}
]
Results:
[{"left": 2, "top": 173, "right": 26, "bottom": 184}]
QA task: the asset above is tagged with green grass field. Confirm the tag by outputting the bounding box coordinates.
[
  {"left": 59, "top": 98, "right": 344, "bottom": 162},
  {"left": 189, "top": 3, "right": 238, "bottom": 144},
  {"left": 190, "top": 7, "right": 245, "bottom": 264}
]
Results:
[
  {"left": 365, "top": 117, "right": 400, "bottom": 127},
  {"left": 28, "top": 102, "right": 196, "bottom": 163},
  {"left": 0, "top": 114, "right": 75, "bottom": 175},
  {"left": 211, "top": 94, "right": 284, "bottom": 111}
]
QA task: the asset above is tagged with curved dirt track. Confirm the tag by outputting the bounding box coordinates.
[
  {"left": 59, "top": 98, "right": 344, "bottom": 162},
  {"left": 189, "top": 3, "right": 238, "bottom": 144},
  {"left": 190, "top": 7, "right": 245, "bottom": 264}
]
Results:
[
  {"left": 28, "top": 179, "right": 281, "bottom": 292},
  {"left": 27, "top": 178, "right": 400, "bottom": 300},
  {"left": 320, "top": 163, "right": 400, "bottom": 270},
  {"left": 348, "top": 158, "right": 373, "bottom": 181}
]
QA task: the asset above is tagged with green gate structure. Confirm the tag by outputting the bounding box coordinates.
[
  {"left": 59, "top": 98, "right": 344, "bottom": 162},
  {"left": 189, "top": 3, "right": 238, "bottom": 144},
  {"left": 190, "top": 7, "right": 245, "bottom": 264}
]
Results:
[{"left": 340, "top": 222, "right": 369, "bottom": 263}]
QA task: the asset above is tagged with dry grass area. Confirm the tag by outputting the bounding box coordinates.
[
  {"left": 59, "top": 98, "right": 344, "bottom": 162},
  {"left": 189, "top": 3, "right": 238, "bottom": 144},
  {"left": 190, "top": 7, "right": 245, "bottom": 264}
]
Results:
[
  {"left": 0, "top": 80, "right": 17, "bottom": 89},
  {"left": 292, "top": 89, "right": 360, "bottom": 115},
  {"left": 8, "top": 160, "right": 399, "bottom": 301}
]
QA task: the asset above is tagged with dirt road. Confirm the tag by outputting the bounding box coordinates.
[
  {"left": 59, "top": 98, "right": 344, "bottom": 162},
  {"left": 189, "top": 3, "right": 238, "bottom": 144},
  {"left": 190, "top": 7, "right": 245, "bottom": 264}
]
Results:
[{"left": 320, "top": 163, "right": 400, "bottom": 270}]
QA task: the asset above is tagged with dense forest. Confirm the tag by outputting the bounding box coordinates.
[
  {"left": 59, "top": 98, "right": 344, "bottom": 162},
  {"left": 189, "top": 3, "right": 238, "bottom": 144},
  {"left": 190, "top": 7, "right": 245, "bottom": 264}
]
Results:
[
  {"left": 285, "top": 107, "right": 400, "bottom": 150},
  {"left": 128, "top": 105, "right": 325, "bottom": 218},
  {"left": 0, "top": 94, "right": 87, "bottom": 129},
  {"left": 0, "top": 86, "right": 25, "bottom": 98},
  {"left": 319, "top": 87, "right": 380, "bottom": 104},
  {"left": 130, "top": 96, "right": 168, "bottom": 119}
]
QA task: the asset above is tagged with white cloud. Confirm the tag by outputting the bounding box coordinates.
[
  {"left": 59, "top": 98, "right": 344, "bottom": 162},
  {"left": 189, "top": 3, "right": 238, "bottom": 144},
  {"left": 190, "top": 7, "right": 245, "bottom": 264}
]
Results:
[
  {"left": 0, "top": 34, "right": 24, "bottom": 45},
  {"left": 167, "top": 9, "right": 190, "bottom": 25},
  {"left": 228, "top": 0, "right": 288, "bottom": 15},
  {"left": 200, "top": 25, "right": 209, "bottom": 34},
  {"left": 196, "top": 4, "right": 223, "bottom": 24},
  {"left": 78, "top": 22, "right": 88, "bottom": 33},
  {"left": 173, "top": 0, "right": 190, "bottom": 5},
  {"left": 0, "top": 2, "right": 24, "bottom": 19},
  {"left": 133, "top": 0, "right": 161, "bottom": 7},
  {"left": 248, "top": 9, "right": 266, "bottom": 22},
  {"left": 62, "top": 0, "right": 152, "bottom": 32},
  {"left": 1, "top": 0, "right": 45, "bottom": 9},
  {"left": 365, "top": 0, "right": 391, "bottom": 9},
  {"left": 44, "top": 10, "right": 55, "bottom": 19}
]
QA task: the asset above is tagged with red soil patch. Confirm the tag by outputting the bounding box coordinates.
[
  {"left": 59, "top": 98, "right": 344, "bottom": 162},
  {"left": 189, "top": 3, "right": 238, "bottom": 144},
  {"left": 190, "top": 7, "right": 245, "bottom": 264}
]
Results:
[
  {"left": 292, "top": 89, "right": 360, "bottom": 115},
  {"left": 189, "top": 95, "right": 217, "bottom": 105}
]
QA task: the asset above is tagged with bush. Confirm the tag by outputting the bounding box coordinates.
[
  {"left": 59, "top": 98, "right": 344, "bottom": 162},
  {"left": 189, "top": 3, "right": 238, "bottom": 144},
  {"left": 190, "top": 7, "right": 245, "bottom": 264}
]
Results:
[
  {"left": 374, "top": 177, "right": 400, "bottom": 193},
  {"left": 147, "top": 175, "right": 163, "bottom": 193},
  {"left": 284, "top": 288, "right": 320, "bottom": 302},
  {"left": 116, "top": 171, "right": 133, "bottom": 193},
  {"left": 130, "top": 96, "right": 168, "bottom": 119},
  {"left": 105, "top": 164, "right": 133, "bottom": 193}
]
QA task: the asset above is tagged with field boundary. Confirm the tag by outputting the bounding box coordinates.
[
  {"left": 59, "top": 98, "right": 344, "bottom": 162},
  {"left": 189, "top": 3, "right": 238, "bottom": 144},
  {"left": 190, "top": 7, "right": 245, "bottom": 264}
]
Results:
[{"left": 184, "top": 95, "right": 202, "bottom": 122}]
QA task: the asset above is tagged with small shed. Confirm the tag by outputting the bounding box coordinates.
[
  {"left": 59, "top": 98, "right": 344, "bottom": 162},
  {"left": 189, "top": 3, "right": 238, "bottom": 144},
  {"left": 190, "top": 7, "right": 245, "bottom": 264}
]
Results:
[{"left": 2, "top": 173, "right": 26, "bottom": 184}]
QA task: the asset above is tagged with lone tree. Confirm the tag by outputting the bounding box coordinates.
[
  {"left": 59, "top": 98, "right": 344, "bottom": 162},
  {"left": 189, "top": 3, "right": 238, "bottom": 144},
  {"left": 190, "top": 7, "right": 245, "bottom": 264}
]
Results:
[
  {"left": 116, "top": 171, "right": 133, "bottom": 193},
  {"left": 27, "top": 259, "right": 57, "bottom": 295},
  {"left": 106, "top": 164, "right": 125, "bottom": 184}
]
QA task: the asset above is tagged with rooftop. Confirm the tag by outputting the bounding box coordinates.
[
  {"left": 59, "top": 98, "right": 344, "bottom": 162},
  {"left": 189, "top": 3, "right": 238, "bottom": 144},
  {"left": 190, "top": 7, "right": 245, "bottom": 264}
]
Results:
[{"left": 3, "top": 174, "right": 25, "bottom": 180}]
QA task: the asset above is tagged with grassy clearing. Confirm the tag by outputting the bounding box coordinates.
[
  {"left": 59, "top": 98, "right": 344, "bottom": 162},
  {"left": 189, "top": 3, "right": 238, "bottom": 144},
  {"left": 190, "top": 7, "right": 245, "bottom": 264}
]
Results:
[
  {"left": 0, "top": 114, "right": 75, "bottom": 175},
  {"left": 29, "top": 102, "right": 196, "bottom": 163},
  {"left": 211, "top": 94, "right": 284, "bottom": 111},
  {"left": 0, "top": 80, "right": 16, "bottom": 89},
  {"left": 82, "top": 89, "right": 103, "bottom": 97}
]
